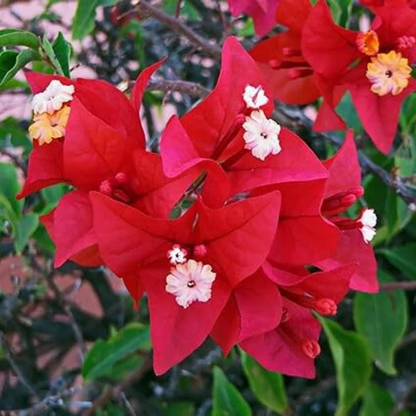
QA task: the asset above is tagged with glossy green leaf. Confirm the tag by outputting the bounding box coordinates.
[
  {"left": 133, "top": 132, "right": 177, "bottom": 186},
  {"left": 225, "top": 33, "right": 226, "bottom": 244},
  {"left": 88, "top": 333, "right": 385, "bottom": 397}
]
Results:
[
  {"left": 360, "top": 383, "right": 394, "bottom": 416},
  {"left": 0, "top": 49, "right": 40, "bottom": 87},
  {"left": 82, "top": 323, "right": 151, "bottom": 381},
  {"left": 0, "top": 29, "right": 40, "bottom": 49},
  {"left": 15, "top": 214, "right": 39, "bottom": 253},
  {"left": 327, "top": 0, "right": 353, "bottom": 26},
  {"left": 320, "top": 318, "right": 372, "bottom": 416},
  {"left": 52, "top": 32, "right": 71, "bottom": 77},
  {"left": 240, "top": 350, "right": 288, "bottom": 414},
  {"left": 354, "top": 270, "right": 408, "bottom": 375},
  {"left": 379, "top": 244, "right": 416, "bottom": 279},
  {"left": 72, "top": 0, "right": 98, "bottom": 40},
  {"left": 212, "top": 366, "right": 252, "bottom": 416}
]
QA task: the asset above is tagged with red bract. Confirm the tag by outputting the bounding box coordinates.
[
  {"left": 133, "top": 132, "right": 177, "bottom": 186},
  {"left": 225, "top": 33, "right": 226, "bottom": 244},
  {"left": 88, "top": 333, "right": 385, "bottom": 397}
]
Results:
[
  {"left": 161, "top": 37, "right": 339, "bottom": 265},
  {"left": 318, "top": 132, "right": 378, "bottom": 293},
  {"left": 238, "top": 262, "right": 354, "bottom": 378},
  {"left": 302, "top": 0, "right": 416, "bottom": 153},
  {"left": 20, "top": 62, "right": 196, "bottom": 267},
  {"left": 90, "top": 191, "right": 281, "bottom": 374},
  {"left": 228, "top": 0, "right": 279, "bottom": 37},
  {"left": 249, "top": 0, "right": 320, "bottom": 104}
]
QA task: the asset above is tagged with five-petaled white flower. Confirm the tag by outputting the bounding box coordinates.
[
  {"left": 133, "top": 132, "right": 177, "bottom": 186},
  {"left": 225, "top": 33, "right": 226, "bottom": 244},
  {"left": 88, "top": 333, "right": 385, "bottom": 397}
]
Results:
[
  {"left": 32, "top": 80, "right": 75, "bottom": 115},
  {"left": 165, "top": 259, "right": 216, "bottom": 308},
  {"left": 167, "top": 244, "right": 188, "bottom": 265},
  {"left": 358, "top": 208, "right": 377, "bottom": 243},
  {"left": 243, "top": 85, "right": 269, "bottom": 109},
  {"left": 243, "top": 110, "right": 282, "bottom": 161}
]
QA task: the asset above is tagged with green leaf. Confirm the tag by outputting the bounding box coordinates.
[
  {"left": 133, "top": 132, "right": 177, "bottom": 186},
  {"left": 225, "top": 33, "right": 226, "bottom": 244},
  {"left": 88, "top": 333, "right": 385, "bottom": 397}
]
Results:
[
  {"left": 0, "top": 49, "right": 40, "bottom": 87},
  {"left": 379, "top": 244, "right": 416, "bottom": 279},
  {"left": 212, "top": 366, "right": 252, "bottom": 416},
  {"left": 327, "top": 0, "right": 353, "bottom": 26},
  {"left": 42, "top": 35, "right": 64, "bottom": 75},
  {"left": 161, "top": 402, "right": 195, "bottom": 416},
  {"left": 14, "top": 214, "right": 39, "bottom": 253},
  {"left": 360, "top": 383, "right": 394, "bottom": 416},
  {"left": 52, "top": 32, "right": 71, "bottom": 77},
  {"left": 98, "top": 0, "right": 119, "bottom": 6},
  {"left": 0, "top": 162, "right": 23, "bottom": 216},
  {"left": 41, "top": 184, "right": 68, "bottom": 210},
  {"left": 0, "top": 29, "right": 40, "bottom": 49},
  {"left": 240, "top": 350, "right": 288, "bottom": 414},
  {"left": 320, "top": 318, "right": 372, "bottom": 416},
  {"left": 354, "top": 270, "right": 408, "bottom": 375},
  {"left": 72, "top": 0, "right": 98, "bottom": 40},
  {"left": 82, "top": 323, "right": 151, "bottom": 381}
]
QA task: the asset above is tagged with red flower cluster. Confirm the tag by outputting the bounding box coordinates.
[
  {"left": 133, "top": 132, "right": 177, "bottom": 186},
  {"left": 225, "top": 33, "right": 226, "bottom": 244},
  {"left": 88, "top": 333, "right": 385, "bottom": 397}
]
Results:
[
  {"left": 251, "top": 0, "right": 416, "bottom": 153},
  {"left": 19, "top": 37, "right": 378, "bottom": 378}
]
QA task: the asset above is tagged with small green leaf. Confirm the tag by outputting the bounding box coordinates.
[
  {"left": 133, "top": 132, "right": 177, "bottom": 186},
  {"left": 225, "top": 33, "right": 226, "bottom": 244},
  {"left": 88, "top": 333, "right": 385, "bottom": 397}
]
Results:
[
  {"left": 320, "top": 318, "right": 372, "bottom": 416},
  {"left": 82, "top": 323, "right": 151, "bottom": 381},
  {"left": 42, "top": 35, "right": 64, "bottom": 75},
  {"left": 240, "top": 350, "right": 288, "bottom": 414},
  {"left": 0, "top": 49, "right": 41, "bottom": 87},
  {"left": 360, "top": 383, "right": 394, "bottom": 416},
  {"left": 354, "top": 270, "right": 408, "bottom": 375},
  {"left": 379, "top": 244, "right": 416, "bottom": 279},
  {"left": 0, "top": 162, "right": 23, "bottom": 216},
  {"left": 98, "top": 0, "right": 119, "bottom": 6},
  {"left": 72, "top": 0, "right": 98, "bottom": 40},
  {"left": 15, "top": 214, "right": 39, "bottom": 253},
  {"left": 0, "top": 29, "right": 40, "bottom": 49},
  {"left": 212, "top": 366, "right": 252, "bottom": 416},
  {"left": 52, "top": 32, "right": 71, "bottom": 77},
  {"left": 327, "top": 0, "right": 353, "bottom": 26}
]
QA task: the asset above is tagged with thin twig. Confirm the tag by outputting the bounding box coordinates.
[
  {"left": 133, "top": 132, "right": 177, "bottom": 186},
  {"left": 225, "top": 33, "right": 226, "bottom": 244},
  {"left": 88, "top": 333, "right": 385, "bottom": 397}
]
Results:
[
  {"left": 146, "top": 79, "right": 210, "bottom": 98},
  {"left": 135, "top": 0, "right": 222, "bottom": 59},
  {"left": 0, "top": 332, "right": 38, "bottom": 399},
  {"left": 379, "top": 281, "right": 416, "bottom": 291},
  {"left": 45, "top": 274, "right": 86, "bottom": 362}
]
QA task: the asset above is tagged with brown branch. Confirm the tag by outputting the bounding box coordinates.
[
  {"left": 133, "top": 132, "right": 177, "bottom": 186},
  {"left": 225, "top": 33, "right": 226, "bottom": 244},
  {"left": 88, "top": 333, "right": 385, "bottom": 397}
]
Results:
[
  {"left": 135, "top": 0, "right": 222, "bottom": 59},
  {"left": 379, "top": 281, "right": 416, "bottom": 291},
  {"left": 146, "top": 79, "right": 210, "bottom": 98},
  {"left": 84, "top": 356, "right": 152, "bottom": 416}
]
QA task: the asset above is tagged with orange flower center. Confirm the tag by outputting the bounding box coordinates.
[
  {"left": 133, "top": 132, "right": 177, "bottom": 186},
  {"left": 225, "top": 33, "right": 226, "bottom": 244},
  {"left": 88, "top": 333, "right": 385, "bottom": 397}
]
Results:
[
  {"left": 28, "top": 106, "right": 71, "bottom": 146},
  {"left": 366, "top": 51, "right": 411, "bottom": 96},
  {"left": 356, "top": 30, "right": 380, "bottom": 56}
]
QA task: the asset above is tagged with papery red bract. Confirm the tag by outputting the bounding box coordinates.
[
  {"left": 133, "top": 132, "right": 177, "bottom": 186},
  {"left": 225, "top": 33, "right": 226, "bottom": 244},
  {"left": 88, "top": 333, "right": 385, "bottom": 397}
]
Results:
[
  {"left": 319, "top": 132, "right": 378, "bottom": 292},
  {"left": 228, "top": 0, "right": 279, "bottom": 36},
  {"left": 90, "top": 191, "right": 281, "bottom": 374},
  {"left": 240, "top": 298, "right": 321, "bottom": 378},
  {"left": 250, "top": 0, "right": 320, "bottom": 104},
  {"left": 302, "top": 0, "right": 416, "bottom": 153}
]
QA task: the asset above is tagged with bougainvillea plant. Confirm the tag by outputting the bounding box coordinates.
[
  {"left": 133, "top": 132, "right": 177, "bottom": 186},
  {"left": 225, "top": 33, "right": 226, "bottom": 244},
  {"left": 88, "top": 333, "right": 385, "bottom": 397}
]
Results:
[{"left": 1, "top": 0, "right": 416, "bottom": 414}]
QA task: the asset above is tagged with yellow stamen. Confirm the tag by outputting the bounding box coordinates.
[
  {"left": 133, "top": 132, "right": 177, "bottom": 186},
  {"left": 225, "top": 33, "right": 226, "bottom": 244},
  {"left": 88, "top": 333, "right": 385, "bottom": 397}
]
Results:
[
  {"left": 356, "top": 30, "right": 380, "bottom": 56},
  {"left": 29, "top": 106, "right": 70, "bottom": 146},
  {"left": 366, "top": 51, "right": 411, "bottom": 96}
]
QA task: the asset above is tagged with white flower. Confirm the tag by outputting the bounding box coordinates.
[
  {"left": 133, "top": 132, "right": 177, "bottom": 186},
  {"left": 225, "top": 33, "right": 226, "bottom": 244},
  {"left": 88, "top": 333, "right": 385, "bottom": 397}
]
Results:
[
  {"left": 359, "top": 208, "right": 377, "bottom": 243},
  {"left": 167, "top": 244, "right": 188, "bottom": 265},
  {"left": 243, "top": 110, "right": 282, "bottom": 161},
  {"left": 243, "top": 85, "right": 269, "bottom": 109},
  {"left": 165, "top": 259, "right": 216, "bottom": 308},
  {"left": 32, "top": 80, "right": 75, "bottom": 115}
]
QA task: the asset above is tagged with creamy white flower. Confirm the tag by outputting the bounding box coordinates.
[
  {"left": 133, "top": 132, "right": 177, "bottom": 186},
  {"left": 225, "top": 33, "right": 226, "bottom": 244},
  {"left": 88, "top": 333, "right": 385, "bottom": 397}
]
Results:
[
  {"left": 359, "top": 208, "right": 377, "bottom": 243},
  {"left": 243, "top": 110, "right": 281, "bottom": 161},
  {"left": 243, "top": 85, "right": 269, "bottom": 109},
  {"left": 167, "top": 244, "right": 188, "bottom": 265},
  {"left": 32, "top": 80, "right": 75, "bottom": 115},
  {"left": 165, "top": 259, "right": 216, "bottom": 308}
]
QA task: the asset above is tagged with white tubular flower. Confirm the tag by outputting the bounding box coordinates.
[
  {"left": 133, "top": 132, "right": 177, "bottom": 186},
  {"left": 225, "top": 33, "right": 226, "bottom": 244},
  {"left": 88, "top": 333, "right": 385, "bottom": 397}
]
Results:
[
  {"left": 243, "top": 110, "right": 282, "bottom": 161},
  {"left": 358, "top": 208, "right": 377, "bottom": 243},
  {"left": 243, "top": 85, "right": 269, "bottom": 109},
  {"left": 32, "top": 80, "right": 75, "bottom": 115},
  {"left": 165, "top": 259, "right": 216, "bottom": 308}
]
